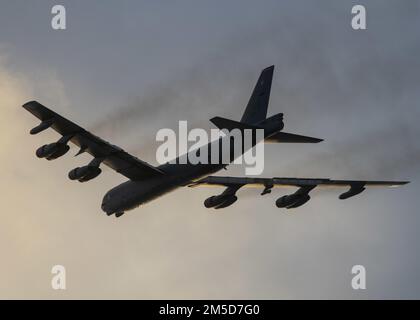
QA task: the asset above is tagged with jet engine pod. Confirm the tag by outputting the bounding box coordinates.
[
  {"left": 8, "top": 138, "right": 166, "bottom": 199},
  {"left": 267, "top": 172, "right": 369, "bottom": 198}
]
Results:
[
  {"left": 79, "top": 167, "right": 102, "bottom": 182},
  {"left": 47, "top": 144, "right": 70, "bottom": 160},
  {"left": 36, "top": 143, "right": 57, "bottom": 158},
  {"left": 36, "top": 142, "right": 70, "bottom": 160},
  {"left": 69, "top": 166, "right": 90, "bottom": 180},
  {"left": 276, "top": 194, "right": 311, "bottom": 209},
  {"left": 275, "top": 194, "right": 301, "bottom": 208},
  {"left": 286, "top": 194, "right": 310, "bottom": 209},
  {"left": 214, "top": 195, "right": 238, "bottom": 209},
  {"left": 68, "top": 166, "right": 102, "bottom": 182},
  {"left": 204, "top": 194, "right": 238, "bottom": 209},
  {"left": 204, "top": 195, "right": 224, "bottom": 208}
]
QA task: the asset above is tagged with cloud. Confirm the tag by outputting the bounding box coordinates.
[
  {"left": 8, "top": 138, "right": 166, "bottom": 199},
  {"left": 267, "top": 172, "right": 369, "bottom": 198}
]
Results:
[
  {"left": 88, "top": 1, "right": 420, "bottom": 178},
  {"left": 0, "top": 51, "right": 77, "bottom": 298}
]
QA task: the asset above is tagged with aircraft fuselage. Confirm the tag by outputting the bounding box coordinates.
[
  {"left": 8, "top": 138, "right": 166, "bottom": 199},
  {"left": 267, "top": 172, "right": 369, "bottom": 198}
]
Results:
[{"left": 101, "top": 116, "right": 283, "bottom": 215}]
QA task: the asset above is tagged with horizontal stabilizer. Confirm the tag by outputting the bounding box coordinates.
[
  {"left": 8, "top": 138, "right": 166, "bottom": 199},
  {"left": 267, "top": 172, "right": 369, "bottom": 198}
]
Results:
[{"left": 266, "top": 131, "right": 323, "bottom": 143}]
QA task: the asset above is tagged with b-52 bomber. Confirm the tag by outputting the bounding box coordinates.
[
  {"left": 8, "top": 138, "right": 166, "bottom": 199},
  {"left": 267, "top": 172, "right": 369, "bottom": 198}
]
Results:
[{"left": 23, "top": 66, "right": 408, "bottom": 217}]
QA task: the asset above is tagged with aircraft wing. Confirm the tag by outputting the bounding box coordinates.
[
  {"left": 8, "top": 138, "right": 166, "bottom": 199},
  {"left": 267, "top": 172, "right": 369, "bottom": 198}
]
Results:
[
  {"left": 23, "top": 101, "right": 165, "bottom": 181},
  {"left": 189, "top": 176, "right": 408, "bottom": 208},
  {"left": 190, "top": 176, "right": 409, "bottom": 188}
]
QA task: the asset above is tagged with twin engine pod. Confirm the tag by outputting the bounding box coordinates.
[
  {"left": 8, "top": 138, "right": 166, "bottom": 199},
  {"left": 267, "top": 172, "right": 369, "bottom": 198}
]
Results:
[
  {"left": 68, "top": 166, "right": 102, "bottom": 183},
  {"left": 204, "top": 185, "right": 241, "bottom": 209},
  {"left": 275, "top": 185, "right": 315, "bottom": 209},
  {"left": 204, "top": 194, "right": 238, "bottom": 209},
  {"left": 276, "top": 193, "right": 311, "bottom": 209},
  {"left": 35, "top": 133, "right": 73, "bottom": 161},
  {"left": 36, "top": 142, "right": 70, "bottom": 160},
  {"left": 32, "top": 119, "right": 71, "bottom": 161}
]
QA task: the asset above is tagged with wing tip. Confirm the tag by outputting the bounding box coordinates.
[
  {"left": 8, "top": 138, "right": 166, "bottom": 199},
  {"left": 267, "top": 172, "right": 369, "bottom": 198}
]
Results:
[
  {"left": 384, "top": 181, "right": 410, "bottom": 188},
  {"left": 22, "top": 100, "right": 39, "bottom": 110},
  {"left": 299, "top": 135, "right": 324, "bottom": 143}
]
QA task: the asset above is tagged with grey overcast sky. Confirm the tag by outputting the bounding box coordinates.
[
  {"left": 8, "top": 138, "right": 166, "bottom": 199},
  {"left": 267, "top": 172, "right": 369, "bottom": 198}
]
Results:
[{"left": 0, "top": 0, "right": 419, "bottom": 299}]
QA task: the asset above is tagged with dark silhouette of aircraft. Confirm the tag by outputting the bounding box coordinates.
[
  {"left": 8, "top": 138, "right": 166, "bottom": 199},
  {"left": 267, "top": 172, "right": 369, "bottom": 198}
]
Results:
[{"left": 23, "top": 66, "right": 408, "bottom": 217}]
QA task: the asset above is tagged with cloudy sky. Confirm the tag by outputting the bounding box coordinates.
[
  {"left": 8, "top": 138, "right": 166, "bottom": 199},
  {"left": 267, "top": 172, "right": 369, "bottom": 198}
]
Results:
[{"left": 0, "top": 0, "right": 419, "bottom": 299}]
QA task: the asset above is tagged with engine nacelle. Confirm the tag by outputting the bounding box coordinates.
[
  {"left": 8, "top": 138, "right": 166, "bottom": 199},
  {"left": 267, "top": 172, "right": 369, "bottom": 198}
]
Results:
[
  {"left": 275, "top": 194, "right": 301, "bottom": 208},
  {"left": 204, "top": 195, "right": 224, "bottom": 208},
  {"left": 36, "top": 143, "right": 57, "bottom": 158},
  {"left": 276, "top": 194, "right": 310, "bottom": 209},
  {"left": 36, "top": 143, "right": 70, "bottom": 160},
  {"left": 214, "top": 195, "right": 238, "bottom": 209},
  {"left": 204, "top": 194, "right": 238, "bottom": 209},
  {"left": 68, "top": 166, "right": 102, "bottom": 182},
  {"left": 286, "top": 194, "right": 310, "bottom": 209}
]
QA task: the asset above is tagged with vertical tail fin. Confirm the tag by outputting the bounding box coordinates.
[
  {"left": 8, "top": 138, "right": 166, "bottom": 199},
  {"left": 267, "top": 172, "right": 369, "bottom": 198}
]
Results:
[{"left": 240, "top": 65, "right": 274, "bottom": 125}]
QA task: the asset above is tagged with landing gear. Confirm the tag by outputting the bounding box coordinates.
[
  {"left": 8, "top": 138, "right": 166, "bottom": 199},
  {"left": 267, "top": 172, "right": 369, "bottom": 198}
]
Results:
[{"left": 115, "top": 212, "right": 125, "bottom": 218}]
